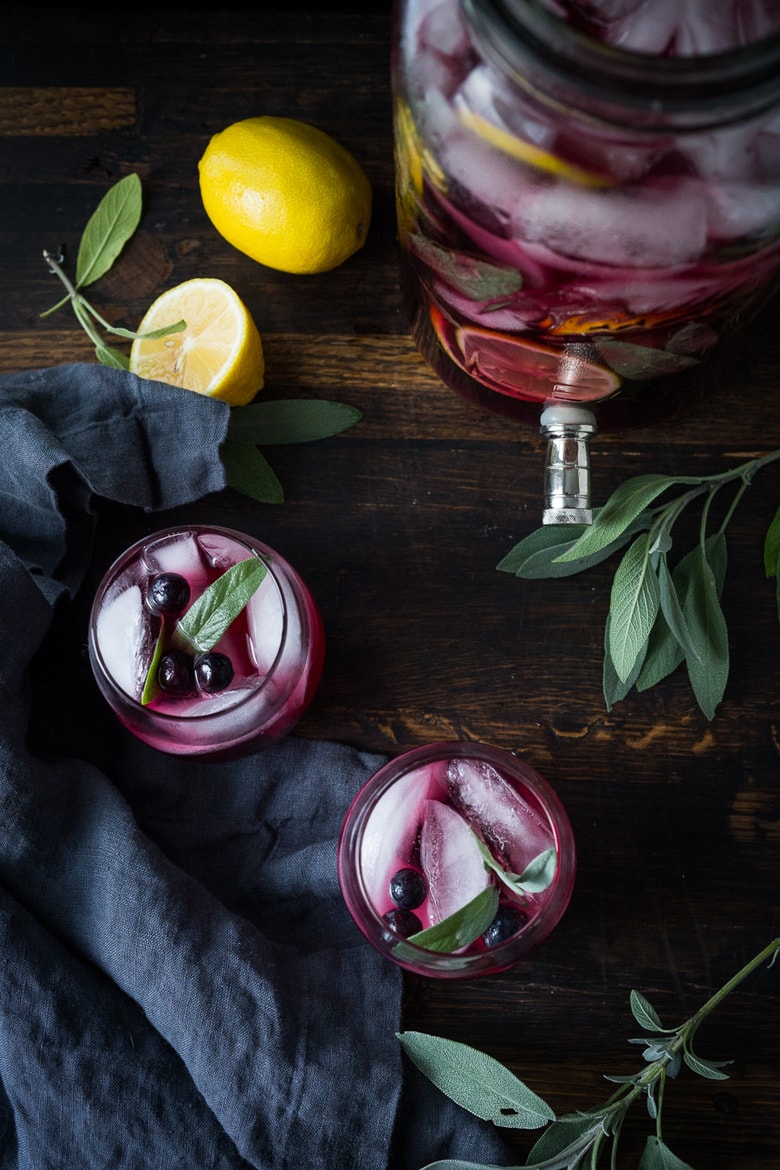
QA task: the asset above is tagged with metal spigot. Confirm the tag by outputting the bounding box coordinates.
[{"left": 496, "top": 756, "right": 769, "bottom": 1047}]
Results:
[{"left": 540, "top": 404, "right": 597, "bottom": 526}]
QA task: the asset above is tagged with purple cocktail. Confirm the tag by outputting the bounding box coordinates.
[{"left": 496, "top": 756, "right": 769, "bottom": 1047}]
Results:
[
  {"left": 394, "top": 0, "right": 780, "bottom": 476},
  {"left": 337, "top": 741, "right": 575, "bottom": 978},
  {"left": 88, "top": 525, "right": 325, "bottom": 758}
]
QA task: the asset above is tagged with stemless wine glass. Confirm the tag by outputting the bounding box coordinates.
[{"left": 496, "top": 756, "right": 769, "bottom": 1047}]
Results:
[
  {"left": 337, "top": 741, "right": 576, "bottom": 978},
  {"left": 393, "top": 0, "right": 780, "bottom": 521},
  {"left": 88, "top": 525, "right": 325, "bottom": 759}
]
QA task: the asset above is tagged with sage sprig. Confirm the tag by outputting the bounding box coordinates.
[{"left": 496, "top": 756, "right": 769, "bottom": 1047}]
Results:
[
  {"left": 399, "top": 936, "right": 780, "bottom": 1170},
  {"left": 41, "top": 173, "right": 184, "bottom": 367},
  {"left": 498, "top": 453, "right": 780, "bottom": 720},
  {"left": 40, "top": 175, "right": 363, "bottom": 503}
]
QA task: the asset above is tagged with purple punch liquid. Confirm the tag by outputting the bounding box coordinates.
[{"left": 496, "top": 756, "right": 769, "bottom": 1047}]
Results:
[
  {"left": 338, "top": 742, "right": 576, "bottom": 978},
  {"left": 394, "top": 0, "right": 780, "bottom": 430},
  {"left": 89, "top": 526, "right": 325, "bottom": 759}
]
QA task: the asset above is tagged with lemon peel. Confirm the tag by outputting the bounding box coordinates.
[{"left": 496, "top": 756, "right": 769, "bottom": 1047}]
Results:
[
  {"left": 457, "top": 105, "right": 611, "bottom": 188},
  {"left": 198, "top": 116, "right": 372, "bottom": 274}
]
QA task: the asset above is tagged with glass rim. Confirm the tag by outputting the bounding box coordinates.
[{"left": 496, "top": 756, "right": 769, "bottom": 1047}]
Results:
[
  {"left": 464, "top": 0, "right": 780, "bottom": 122},
  {"left": 88, "top": 524, "right": 290, "bottom": 724}
]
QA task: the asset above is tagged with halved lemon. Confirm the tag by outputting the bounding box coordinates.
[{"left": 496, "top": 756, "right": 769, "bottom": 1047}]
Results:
[{"left": 129, "top": 277, "right": 265, "bottom": 406}]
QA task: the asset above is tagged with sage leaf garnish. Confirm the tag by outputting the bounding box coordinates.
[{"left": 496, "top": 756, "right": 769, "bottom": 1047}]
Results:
[
  {"left": 406, "top": 886, "right": 499, "bottom": 953},
  {"left": 498, "top": 450, "right": 780, "bottom": 720},
  {"left": 471, "top": 837, "right": 557, "bottom": 898},
  {"left": 401, "top": 937, "right": 780, "bottom": 1168},
  {"left": 172, "top": 557, "right": 267, "bottom": 656},
  {"left": 140, "top": 626, "right": 165, "bottom": 707},
  {"left": 397, "top": 1031, "right": 554, "bottom": 1130}
]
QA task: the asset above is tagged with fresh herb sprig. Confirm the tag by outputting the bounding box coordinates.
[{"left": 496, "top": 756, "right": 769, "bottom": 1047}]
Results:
[
  {"left": 41, "top": 173, "right": 184, "bottom": 368},
  {"left": 399, "top": 936, "right": 780, "bottom": 1170},
  {"left": 41, "top": 175, "right": 363, "bottom": 503},
  {"left": 498, "top": 453, "right": 780, "bottom": 720}
]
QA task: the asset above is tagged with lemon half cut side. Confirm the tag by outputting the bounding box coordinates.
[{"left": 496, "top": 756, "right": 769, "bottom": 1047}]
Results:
[{"left": 129, "top": 277, "right": 265, "bottom": 406}]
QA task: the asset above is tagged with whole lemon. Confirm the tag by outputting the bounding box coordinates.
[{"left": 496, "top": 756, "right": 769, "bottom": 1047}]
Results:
[{"left": 198, "top": 116, "right": 372, "bottom": 275}]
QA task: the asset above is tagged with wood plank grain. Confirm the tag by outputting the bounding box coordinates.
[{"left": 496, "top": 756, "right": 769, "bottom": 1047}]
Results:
[{"left": 0, "top": 87, "right": 136, "bottom": 135}]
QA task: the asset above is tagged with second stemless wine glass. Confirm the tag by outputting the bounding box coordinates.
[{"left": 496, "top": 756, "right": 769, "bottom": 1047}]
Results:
[
  {"left": 337, "top": 741, "right": 576, "bottom": 978},
  {"left": 393, "top": 0, "right": 780, "bottom": 521},
  {"left": 88, "top": 525, "right": 325, "bottom": 759}
]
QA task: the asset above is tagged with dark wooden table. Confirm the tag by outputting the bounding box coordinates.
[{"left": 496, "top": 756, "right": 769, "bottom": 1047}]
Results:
[{"left": 2, "top": 7, "right": 779, "bottom": 1168}]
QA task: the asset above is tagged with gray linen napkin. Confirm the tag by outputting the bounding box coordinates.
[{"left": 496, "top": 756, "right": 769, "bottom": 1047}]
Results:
[{"left": 0, "top": 364, "right": 513, "bottom": 1170}]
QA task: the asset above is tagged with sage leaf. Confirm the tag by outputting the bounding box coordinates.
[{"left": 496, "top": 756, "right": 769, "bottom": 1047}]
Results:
[
  {"left": 95, "top": 343, "right": 130, "bottom": 370},
  {"left": 629, "top": 990, "right": 665, "bottom": 1032},
  {"left": 596, "top": 337, "right": 699, "bottom": 379},
  {"left": 656, "top": 555, "right": 701, "bottom": 665},
  {"left": 646, "top": 1083, "right": 659, "bottom": 1118},
  {"left": 409, "top": 232, "right": 523, "bottom": 301},
  {"left": 497, "top": 509, "right": 652, "bottom": 580},
  {"left": 227, "top": 399, "right": 363, "bottom": 445},
  {"left": 525, "top": 1116, "right": 597, "bottom": 1166},
  {"left": 472, "top": 835, "right": 557, "bottom": 896},
  {"left": 634, "top": 608, "right": 682, "bottom": 693},
  {"left": 140, "top": 626, "right": 165, "bottom": 706},
  {"left": 764, "top": 505, "right": 780, "bottom": 577},
  {"left": 496, "top": 524, "right": 589, "bottom": 578},
  {"left": 639, "top": 1136, "right": 695, "bottom": 1170},
  {"left": 603, "top": 610, "right": 648, "bottom": 709},
  {"left": 554, "top": 475, "right": 679, "bottom": 563},
  {"left": 407, "top": 886, "right": 499, "bottom": 953},
  {"left": 221, "top": 440, "right": 285, "bottom": 504},
  {"left": 682, "top": 1051, "right": 731, "bottom": 1080},
  {"left": 637, "top": 534, "right": 726, "bottom": 693},
  {"left": 172, "top": 557, "right": 267, "bottom": 655},
  {"left": 608, "top": 533, "right": 660, "bottom": 682},
  {"left": 397, "top": 1031, "right": 554, "bottom": 1130},
  {"left": 681, "top": 543, "right": 729, "bottom": 720},
  {"left": 75, "top": 173, "right": 143, "bottom": 288}
]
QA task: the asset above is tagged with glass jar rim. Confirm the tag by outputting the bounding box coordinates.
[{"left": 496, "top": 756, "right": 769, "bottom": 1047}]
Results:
[{"left": 464, "top": 0, "right": 780, "bottom": 126}]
